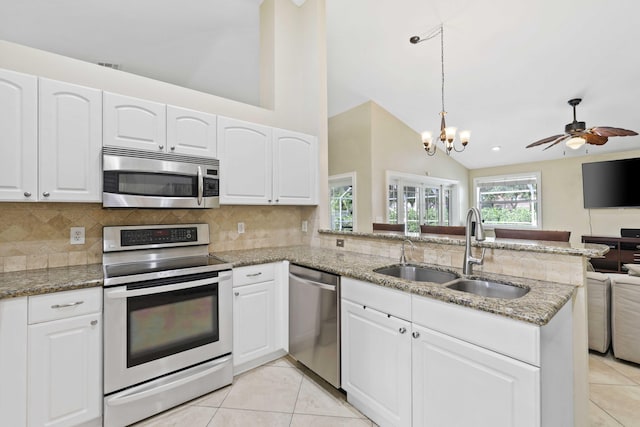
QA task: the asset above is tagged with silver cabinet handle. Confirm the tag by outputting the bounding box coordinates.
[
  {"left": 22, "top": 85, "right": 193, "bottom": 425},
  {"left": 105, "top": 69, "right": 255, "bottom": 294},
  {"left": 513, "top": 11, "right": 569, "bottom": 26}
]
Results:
[
  {"left": 234, "top": 292, "right": 239, "bottom": 296},
  {"left": 246, "top": 272, "right": 262, "bottom": 277},
  {"left": 268, "top": 199, "right": 272, "bottom": 203},
  {"left": 275, "top": 199, "right": 279, "bottom": 203},
  {"left": 399, "top": 327, "right": 407, "bottom": 334},
  {"left": 158, "top": 145, "right": 164, "bottom": 150},
  {"left": 90, "top": 320, "right": 98, "bottom": 326},
  {"left": 24, "top": 192, "right": 31, "bottom": 197},
  {"left": 51, "top": 301, "right": 84, "bottom": 309},
  {"left": 42, "top": 191, "right": 50, "bottom": 197},
  {"left": 170, "top": 146, "right": 175, "bottom": 151},
  {"left": 412, "top": 331, "right": 420, "bottom": 339}
]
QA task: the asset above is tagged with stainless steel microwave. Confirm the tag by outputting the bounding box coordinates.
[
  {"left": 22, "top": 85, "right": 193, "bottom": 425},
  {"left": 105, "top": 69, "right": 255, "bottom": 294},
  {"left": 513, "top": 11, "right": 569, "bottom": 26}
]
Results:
[{"left": 102, "top": 147, "right": 219, "bottom": 208}]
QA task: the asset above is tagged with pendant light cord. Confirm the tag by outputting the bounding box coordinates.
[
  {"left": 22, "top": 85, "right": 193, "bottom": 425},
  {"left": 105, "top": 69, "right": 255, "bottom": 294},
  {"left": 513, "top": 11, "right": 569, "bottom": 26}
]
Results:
[{"left": 440, "top": 24, "right": 445, "bottom": 113}]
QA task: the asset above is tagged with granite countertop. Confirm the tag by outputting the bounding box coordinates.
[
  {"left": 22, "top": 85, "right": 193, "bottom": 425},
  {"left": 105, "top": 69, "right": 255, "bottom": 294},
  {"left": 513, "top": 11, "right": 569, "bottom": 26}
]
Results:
[
  {"left": 0, "top": 245, "right": 578, "bottom": 327},
  {"left": 319, "top": 229, "right": 610, "bottom": 258},
  {"left": 0, "top": 264, "right": 103, "bottom": 299},
  {"left": 214, "top": 246, "right": 577, "bottom": 326}
]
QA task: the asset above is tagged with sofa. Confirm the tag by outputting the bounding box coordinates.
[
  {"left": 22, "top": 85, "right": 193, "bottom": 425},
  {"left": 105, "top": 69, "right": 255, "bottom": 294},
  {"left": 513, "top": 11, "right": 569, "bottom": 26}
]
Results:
[{"left": 587, "top": 264, "right": 640, "bottom": 365}]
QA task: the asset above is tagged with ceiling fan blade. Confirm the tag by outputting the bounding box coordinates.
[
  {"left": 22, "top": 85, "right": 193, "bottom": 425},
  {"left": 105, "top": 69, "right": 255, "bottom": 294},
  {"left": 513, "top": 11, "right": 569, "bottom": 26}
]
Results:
[
  {"left": 583, "top": 133, "right": 608, "bottom": 145},
  {"left": 590, "top": 127, "right": 638, "bottom": 137},
  {"left": 542, "top": 135, "right": 571, "bottom": 151},
  {"left": 525, "top": 134, "right": 567, "bottom": 148}
]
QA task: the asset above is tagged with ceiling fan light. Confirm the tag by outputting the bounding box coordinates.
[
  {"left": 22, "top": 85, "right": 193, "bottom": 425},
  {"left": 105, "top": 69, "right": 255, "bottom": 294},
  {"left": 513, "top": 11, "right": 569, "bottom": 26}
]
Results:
[{"left": 566, "top": 136, "right": 586, "bottom": 150}]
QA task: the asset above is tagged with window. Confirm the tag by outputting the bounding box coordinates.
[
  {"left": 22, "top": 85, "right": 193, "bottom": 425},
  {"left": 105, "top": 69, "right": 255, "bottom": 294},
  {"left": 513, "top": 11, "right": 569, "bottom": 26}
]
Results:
[
  {"left": 474, "top": 172, "right": 541, "bottom": 229},
  {"left": 386, "top": 172, "right": 457, "bottom": 233},
  {"left": 329, "top": 173, "right": 356, "bottom": 231}
]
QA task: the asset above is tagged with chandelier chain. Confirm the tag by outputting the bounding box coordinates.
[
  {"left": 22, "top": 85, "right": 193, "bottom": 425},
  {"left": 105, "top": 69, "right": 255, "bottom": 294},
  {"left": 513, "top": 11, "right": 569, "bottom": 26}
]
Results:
[{"left": 440, "top": 24, "right": 445, "bottom": 114}]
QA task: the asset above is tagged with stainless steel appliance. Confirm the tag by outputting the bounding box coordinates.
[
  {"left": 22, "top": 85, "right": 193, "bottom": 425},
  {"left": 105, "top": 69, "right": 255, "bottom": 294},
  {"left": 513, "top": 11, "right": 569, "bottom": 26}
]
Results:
[
  {"left": 103, "top": 147, "right": 219, "bottom": 208},
  {"left": 289, "top": 264, "right": 340, "bottom": 388},
  {"left": 102, "top": 224, "right": 233, "bottom": 426}
]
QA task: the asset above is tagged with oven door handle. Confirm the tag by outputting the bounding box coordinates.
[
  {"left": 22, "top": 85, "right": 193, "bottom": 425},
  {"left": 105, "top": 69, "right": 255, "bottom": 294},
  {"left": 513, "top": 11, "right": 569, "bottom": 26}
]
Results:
[{"left": 105, "top": 277, "right": 223, "bottom": 299}]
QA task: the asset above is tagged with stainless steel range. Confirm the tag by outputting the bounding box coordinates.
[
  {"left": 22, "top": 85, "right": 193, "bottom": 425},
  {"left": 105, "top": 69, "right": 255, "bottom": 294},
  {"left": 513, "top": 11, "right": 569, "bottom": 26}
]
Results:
[{"left": 102, "top": 223, "right": 233, "bottom": 427}]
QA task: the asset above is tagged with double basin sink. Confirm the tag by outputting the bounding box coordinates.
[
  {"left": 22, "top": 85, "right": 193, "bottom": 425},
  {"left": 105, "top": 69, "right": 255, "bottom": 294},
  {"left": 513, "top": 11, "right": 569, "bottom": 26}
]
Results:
[{"left": 373, "top": 264, "right": 529, "bottom": 300}]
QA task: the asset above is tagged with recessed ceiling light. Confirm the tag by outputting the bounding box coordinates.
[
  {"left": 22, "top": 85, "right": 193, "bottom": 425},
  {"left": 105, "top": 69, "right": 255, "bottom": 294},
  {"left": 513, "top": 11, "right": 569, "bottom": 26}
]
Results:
[{"left": 491, "top": 146, "right": 501, "bottom": 152}]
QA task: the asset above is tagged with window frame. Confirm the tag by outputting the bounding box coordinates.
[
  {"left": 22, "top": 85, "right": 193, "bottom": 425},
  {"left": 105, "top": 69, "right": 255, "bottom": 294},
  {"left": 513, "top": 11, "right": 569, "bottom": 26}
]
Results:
[
  {"left": 329, "top": 172, "right": 357, "bottom": 232},
  {"left": 385, "top": 170, "right": 459, "bottom": 231},
  {"left": 473, "top": 171, "right": 542, "bottom": 230}
]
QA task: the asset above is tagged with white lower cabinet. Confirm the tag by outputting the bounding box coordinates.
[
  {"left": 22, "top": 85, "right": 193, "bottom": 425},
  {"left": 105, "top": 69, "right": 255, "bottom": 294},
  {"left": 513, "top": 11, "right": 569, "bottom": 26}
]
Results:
[
  {"left": 232, "top": 262, "right": 288, "bottom": 374},
  {"left": 27, "top": 288, "right": 102, "bottom": 427},
  {"left": 0, "top": 297, "right": 28, "bottom": 426},
  {"left": 341, "top": 299, "right": 412, "bottom": 427},
  {"left": 341, "top": 277, "right": 573, "bottom": 427},
  {"left": 411, "top": 324, "right": 539, "bottom": 427}
]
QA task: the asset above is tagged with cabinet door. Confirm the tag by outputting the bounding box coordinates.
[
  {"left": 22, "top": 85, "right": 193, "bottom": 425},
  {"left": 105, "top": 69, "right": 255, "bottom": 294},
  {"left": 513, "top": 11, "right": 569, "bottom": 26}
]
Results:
[
  {"left": 39, "top": 78, "right": 102, "bottom": 202},
  {"left": 411, "top": 324, "right": 540, "bottom": 427},
  {"left": 341, "top": 299, "right": 412, "bottom": 427},
  {"left": 103, "top": 92, "right": 166, "bottom": 151},
  {"left": 0, "top": 69, "right": 37, "bottom": 201},
  {"left": 273, "top": 128, "right": 318, "bottom": 205},
  {"left": 28, "top": 312, "right": 101, "bottom": 427},
  {"left": 166, "top": 105, "right": 217, "bottom": 157},
  {"left": 217, "top": 116, "right": 272, "bottom": 204},
  {"left": 0, "top": 297, "right": 28, "bottom": 426},
  {"left": 233, "top": 281, "right": 276, "bottom": 367}
]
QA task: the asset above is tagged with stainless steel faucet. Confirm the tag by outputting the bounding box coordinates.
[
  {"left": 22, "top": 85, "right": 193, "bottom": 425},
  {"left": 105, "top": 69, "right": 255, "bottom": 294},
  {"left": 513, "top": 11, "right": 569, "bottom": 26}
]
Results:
[
  {"left": 463, "top": 207, "right": 486, "bottom": 275},
  {"left": 399, "top": 239, "right": 415, "bottom": 265}
]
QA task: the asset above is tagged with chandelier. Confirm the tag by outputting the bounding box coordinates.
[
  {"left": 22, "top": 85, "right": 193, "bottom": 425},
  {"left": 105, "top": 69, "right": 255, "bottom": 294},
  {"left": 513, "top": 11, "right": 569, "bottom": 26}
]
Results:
[{"left": 410, "top": 24, "right": 470, "bottom": 156}]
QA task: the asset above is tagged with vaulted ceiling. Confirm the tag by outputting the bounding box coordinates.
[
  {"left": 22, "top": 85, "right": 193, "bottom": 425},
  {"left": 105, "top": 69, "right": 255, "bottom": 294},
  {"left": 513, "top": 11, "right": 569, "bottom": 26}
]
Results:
[{"left": 327, "top": 0, "right": 640, "bottom": 169}]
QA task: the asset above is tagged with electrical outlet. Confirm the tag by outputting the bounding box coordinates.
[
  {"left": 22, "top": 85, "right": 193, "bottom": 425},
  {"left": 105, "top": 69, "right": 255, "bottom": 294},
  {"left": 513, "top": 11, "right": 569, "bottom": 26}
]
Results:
[
  {"left": 302, "top": 221, "right": 308, "bottom": 232},
  {"left": 237, "top": 222, "right": 245, "bottom": 234},
  {"left": 336, "top": 239, "right": 344, "bottom": 248},
  {"left": 70, "top": 227, "right": 85, "bottom": 245}
]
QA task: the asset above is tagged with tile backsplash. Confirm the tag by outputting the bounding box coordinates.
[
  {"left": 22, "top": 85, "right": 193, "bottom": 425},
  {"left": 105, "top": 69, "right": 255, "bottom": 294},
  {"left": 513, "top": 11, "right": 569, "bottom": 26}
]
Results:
[{"left": 0, "top": 203, "right": 316, "bottom": 272}]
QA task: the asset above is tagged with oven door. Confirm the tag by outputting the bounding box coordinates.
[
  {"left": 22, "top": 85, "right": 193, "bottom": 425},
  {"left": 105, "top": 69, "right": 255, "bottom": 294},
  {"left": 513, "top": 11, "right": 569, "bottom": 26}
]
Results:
[{"left": 103, "top": 270, "right": 232, "bottom": 394}]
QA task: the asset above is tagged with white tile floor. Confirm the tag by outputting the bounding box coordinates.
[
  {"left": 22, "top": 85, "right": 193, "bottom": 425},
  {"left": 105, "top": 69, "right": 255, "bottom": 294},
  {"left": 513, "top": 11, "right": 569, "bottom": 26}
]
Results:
[
  {"left": 134, "top": 351, "right": 640, "bottom": 426},
  {"left": 589, "top": 351, "right": 640, "bottom": 426},
  {"left": 133, "top": 357, "right": 373, "bottom": 427}
]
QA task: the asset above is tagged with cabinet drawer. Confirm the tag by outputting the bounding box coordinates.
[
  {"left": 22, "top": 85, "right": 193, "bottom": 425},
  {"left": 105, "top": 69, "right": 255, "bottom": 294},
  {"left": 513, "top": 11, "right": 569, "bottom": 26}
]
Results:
[
  {"left": 28, "top": 288, "right": 102, "bottom": 324},
  {"left": 233, "top": 263, "right": 276, "bottom": 287},
  {"left": 412, "top": 294, "right": 540, "bottom": 366},
  {"left": 341, "top": 277, "right": 411, "bottom": 320}
]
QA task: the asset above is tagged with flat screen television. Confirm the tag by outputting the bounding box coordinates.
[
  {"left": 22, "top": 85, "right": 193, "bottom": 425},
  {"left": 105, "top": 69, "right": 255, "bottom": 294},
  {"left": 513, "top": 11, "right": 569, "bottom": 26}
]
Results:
[{"left": 582, "top": 157, "right": 640, "bottom": 208}]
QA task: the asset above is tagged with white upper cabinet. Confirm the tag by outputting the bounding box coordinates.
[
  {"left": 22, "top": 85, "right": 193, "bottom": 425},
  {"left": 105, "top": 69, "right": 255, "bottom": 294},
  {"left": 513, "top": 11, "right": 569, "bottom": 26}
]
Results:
[
  {"left": 39, "top": 78, "right": 102, "bottom": 202},
  {"left": 103, "top": 92, "right": 166, "bottom": 152},
  {"left": 0, "top": 69, "right": 38, "bottom": 201},
  {"left": 273, "top": 128, "right": 318, "bottom": 205},
  {"left": 166, "top": 105, "right": 217, "bottom": 157},
  {"left": 0, "top": 71, "right": 102, "bottom": 203},
  {"left": 218, "top": 116, "right": 318, "bottom": 205},
  {"left": 218, "top": 117, "right": 273, "bottom": 204}
]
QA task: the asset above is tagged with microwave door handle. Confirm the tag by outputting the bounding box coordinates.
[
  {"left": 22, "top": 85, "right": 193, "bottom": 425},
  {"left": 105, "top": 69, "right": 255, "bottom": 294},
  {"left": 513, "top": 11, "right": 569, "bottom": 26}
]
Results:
[{"left": 197, "top": 166, "right": 204, "bottom": 206}]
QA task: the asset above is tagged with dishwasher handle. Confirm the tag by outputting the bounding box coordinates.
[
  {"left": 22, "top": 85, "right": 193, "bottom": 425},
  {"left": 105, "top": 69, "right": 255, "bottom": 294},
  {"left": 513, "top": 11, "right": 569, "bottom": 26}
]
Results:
[{"left": 289, "top": 273, "right": 337, "bottom": 292}]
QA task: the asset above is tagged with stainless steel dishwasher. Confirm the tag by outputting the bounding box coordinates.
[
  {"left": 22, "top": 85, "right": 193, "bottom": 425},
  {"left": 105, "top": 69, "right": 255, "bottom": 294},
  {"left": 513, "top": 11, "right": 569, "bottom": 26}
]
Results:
[{"left": 289, "top": 264, "right": 340, "bottom": 388}]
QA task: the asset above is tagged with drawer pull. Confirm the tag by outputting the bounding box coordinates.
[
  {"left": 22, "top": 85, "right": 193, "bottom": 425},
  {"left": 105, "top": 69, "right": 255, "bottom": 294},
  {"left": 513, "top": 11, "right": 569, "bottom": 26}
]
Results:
[
  {"left": 246, "top": 272, "right": 262, "bottom": 277},
  {"left": 399, "top": 327, "right": 407, "bottom": 334},
  {"left": 91, "top": 320, "right": 98, "bottom": 326},
  {"left": 51, "top": 301, "right": 84, "bottom": 309}
]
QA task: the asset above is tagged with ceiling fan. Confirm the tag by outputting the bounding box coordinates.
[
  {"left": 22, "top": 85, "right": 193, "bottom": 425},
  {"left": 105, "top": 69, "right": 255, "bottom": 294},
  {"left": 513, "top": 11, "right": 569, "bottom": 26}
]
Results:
[{"left": 525, "top": 98, "right": 638, "bottom": 151}]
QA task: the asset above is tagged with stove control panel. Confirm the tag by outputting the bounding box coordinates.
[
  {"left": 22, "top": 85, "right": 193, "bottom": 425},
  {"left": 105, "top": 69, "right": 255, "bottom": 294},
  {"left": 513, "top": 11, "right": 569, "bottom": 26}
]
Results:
[{"left": 121, "top": 227, "right": 198, "bottom": 246}]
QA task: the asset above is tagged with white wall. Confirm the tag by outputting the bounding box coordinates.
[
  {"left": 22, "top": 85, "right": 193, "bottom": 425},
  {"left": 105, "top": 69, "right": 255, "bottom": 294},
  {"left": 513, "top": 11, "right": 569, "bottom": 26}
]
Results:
[{"left": 469, "top": 149, "right": 640, "bottom": 242}]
